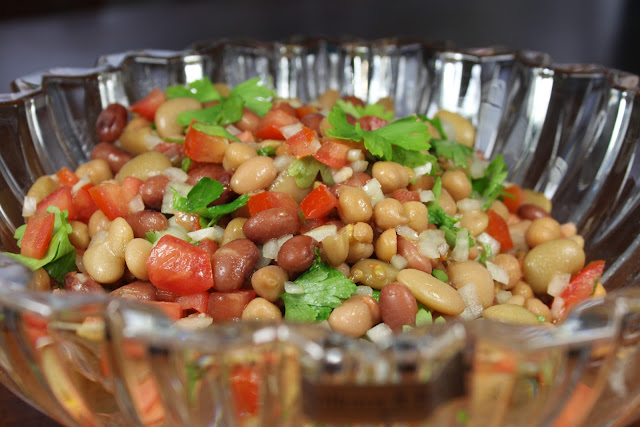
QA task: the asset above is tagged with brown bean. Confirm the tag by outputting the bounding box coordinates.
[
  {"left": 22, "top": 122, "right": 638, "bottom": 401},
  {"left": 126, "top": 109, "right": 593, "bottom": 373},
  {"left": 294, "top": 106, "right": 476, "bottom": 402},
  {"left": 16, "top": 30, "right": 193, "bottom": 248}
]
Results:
[
  {"left": 518, "top": 203, "right": 551, "bottom": 221},
  {"left": 277, "top": 235, "right": 318, "bottom": 272},
  {"left": 379, "top": 282, "right": 418, "bottom": 332},
  {"left": 212, "top": 238, "right": 260, "bottom": 291},
  {"left": 126, "top": 210, "right": 169, "bottom": 238},
  {"left": 328, "top": 295, "right": 381, "bottom": 337},
  {"left": 63, "top": 272, "right": 105, "bottom": 293},
  {"left": 236, "top": 107, "right": 260, "bottom": 132},
  {"left": 397, "top": 236, "right": 432, "bottom": 274},
  {"left": 301, "top": 113, "right": 324, "bottom": 135},
  {"left": 91, "top": 142, "right": 132, "bottom": 173},
  {"left": 110, "top": 281, "right": 157, "bottom": 301},
  {"left": 242, "top": 207, "right": 300, "bottom": 244},
  {"left": 140, "top": 175, "right": 170, "bottom": 210},
  {"left": 96, "top": 103, "right": 128, "bottom": 142}
]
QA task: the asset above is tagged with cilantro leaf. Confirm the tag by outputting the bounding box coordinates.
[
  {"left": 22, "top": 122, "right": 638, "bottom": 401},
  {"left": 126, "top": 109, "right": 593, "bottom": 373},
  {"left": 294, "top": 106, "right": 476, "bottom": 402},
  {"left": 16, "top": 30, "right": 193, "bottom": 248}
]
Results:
[
  {"left": 472, "top": 154, "right": 508, "bottom": 210},
  {"left": 416, "top": 307, "right": 433, "bottom": 326},
  {"left": 280, "top": 259, "right": 357, "bottom": 322},
  {"left": 200, "top": 194, "right": 249, "bottom": 227},
  {"left": 44, "top": 250, "right": 76, "bottom": 283},
  {"left": 181, "top": 157, "right": 192, "bottom": 173},
  {"left": 256, "top": 146, "right": 276, "bottom": 156},
  {"left": 432, "top": 269, "right": 449, "bottom": 282},
  {"left": 428, "top": 206, "right": 460, "bottom": 230},
  {"left": 326, "top": 107, "right": 362, "bottom": 141},
  {"left": 229, "top": 77, "right": 275, "bottom": 116},
  {"left": 217, "top": 95, "right": 244, "bottom": 125},
  {"left": 172, "top": 177, "right": 249, "bottom": 226},
  {"left": 287, "top": 157, "right": 324, "bottom": 188},
  {"left": 191, "top": 122, "right": 240, "bottom": 142},
  {"left": 166, "top": 77, "right": 221, "bottom": 103},
  {"left": 392, "top": 146, "right": 437, "bottom": 168},
  {"left": 176, "top": 105, "right": 223, "bottom": 127},
  {"left": 431, "top": 139, "right": 474, "bottom": 168},
  {"left": 477, "top": 241, "right": 492, "bottom": 265},
  {"left": 419, "top": 116, "right": 448, "bottom": 139},
  {"left": 335, "top": 99, "right": 394, "bottom": 121}
]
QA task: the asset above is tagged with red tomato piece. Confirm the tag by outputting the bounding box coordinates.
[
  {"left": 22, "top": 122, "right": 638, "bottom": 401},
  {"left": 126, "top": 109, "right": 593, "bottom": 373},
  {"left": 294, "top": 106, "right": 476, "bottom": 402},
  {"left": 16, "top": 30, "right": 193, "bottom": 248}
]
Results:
[
  {"left": 485, "top": 209, "right": 514, "bottom": 252},
  {"left": 357, "top": 115, "right": 388, "bottom": 131},
  {"left": 313, "top": 139, "right": 351, "bottom": 168},
  {"left": 121, "top": 176, "right": 144, "bottom": 202},
  {"left": 72, "top": 186, "right": 99, "bottom": 223},
  {"left": 300, "top": 184, "right": 338, "bottom": 219},
  {"left": 255, "top": 109, "right": 299, "bottom": 140},
  {"left": 236, "top": 130, "right": 255, "bottom": 143},
  {"left": 285, "top": 126, "right": 319, "bottom": 158},
  {"left": 392, "top": 189, "right": 420, "bottom": 203},
  {"left": 35, "top": 186, "right": 77, "bottom": 220},
  {"left": 272, "top": 101, "right": 297, "bottom": 117},
  {"left": 561, "top": 260, "right": 605, "bottom": 309},
  {"left": 184, "top": 123, "right": 228, "bottom": 163},
  {"left": 502, "top": 185, "right": 525, "bottom": 213},
  {"left": 175, "top": 292, "right": 210, "bottom": 314},
  {"left": 130, "top": 88, "right": 167, "bottom": 121},
  {"left": 20, "top": 212, "right": 55, "bottom": 259},
  {"left": 295, "top": 104, "right": 318, "bottom": 119},
  {"left": 231, "top": 365, "right": 261, "bottom": 417},
  {"left": 207, "top": 290, "right": 255, "bottom": 322},
  {"left": 89, "top": 182, "right": 128, "bottom": 220},
  {"left": 146, "top": 235, "right": 214, "bottom": 296},
  {"left": 144, "top": 301, "right": 184, "bottom": 322},
  {"left": 248, "top": 191, "right": 299, "bottom": 216},
  {"left": 552, "top": 382, "right": 595, "bottom": 427},
  {"left": 56, "top": 167, "right": 79, "bottom": 187}
]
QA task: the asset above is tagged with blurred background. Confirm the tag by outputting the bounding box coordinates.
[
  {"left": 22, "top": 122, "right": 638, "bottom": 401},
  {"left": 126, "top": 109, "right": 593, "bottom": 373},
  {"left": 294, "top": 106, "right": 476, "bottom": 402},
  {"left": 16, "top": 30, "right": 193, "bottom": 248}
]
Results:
[{"left": 1, "top": 0, "right": 638, "bottom": 89}]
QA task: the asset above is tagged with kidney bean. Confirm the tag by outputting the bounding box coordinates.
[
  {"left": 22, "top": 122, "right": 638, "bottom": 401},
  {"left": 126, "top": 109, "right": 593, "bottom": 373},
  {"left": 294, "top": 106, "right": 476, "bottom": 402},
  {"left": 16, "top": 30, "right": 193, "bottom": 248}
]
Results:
[
  {"left": 301, "top": 113, "right": 324, "bottom": 135},
  {"left": 63, "top": 272, "right": 105, "bottom": 293},
  {"left": 110, "top": 281, "right": 157, "bottom": 301},
  {"left": 397, "top": 236, "right": 432, "bottom": 274},
  {"left": 277, "top": 235, "right": 318, "bottom": 272},
  {"left": 379, "top": 282, "right": 418, "bottom": 332},
  {"left": 140, "top": 175, "right": 170, "bottom": 210},
  {"left": 518, "top": 203, "right": 551, "bottom": 221},
  {"left": 242, "top": 207, "right": 300, "bottom": 244},
  {"left": 187, "top": 166, "right": 235, "bottom": 205},
  {"left": 126, "top": 210, "right": 169, "bottom": 238},
  {"left": 91, "top": 142, "right": 132, "bottom": 173},
  {"left": 342, "top": 95, "right": 366, "bottom": 107},
  {"left": 198, "top": 238, "right": 219, "bottom": 264},
  {"left": 212, "top": 239, "right": 260, "bottom": 291},
  {"left": 96, "top": 103, "right": 128, "bottom": 142}
]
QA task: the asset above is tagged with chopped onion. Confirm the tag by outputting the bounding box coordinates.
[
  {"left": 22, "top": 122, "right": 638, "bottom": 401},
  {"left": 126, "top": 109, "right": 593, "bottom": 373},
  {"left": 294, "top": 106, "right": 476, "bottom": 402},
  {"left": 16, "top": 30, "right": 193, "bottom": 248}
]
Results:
[
  {"left": 396, "top": 225, "right": 419, "bottom": 241},
  {"left": 496, "top": 290, "right": 513, "bottom": 304},
  {"left": 347, "top": 149, "right": 363, "bottom": 162},
  {"left": 175, "top": 314, "right": 213, "bottom": 330},
  {"left": 418, "top": 229, "right": 447, "bottom": 259},
  {"left": 262, "top": 234, "right": 293, "bottom": 261},
  {"left": 450, "top": 229, "right": 470, "bottom": 262},
  {"left": 419, "top": 190, "right": 435, "bottom": 203},
  {"left": 486, "top": 261, "right": 509, "bottom": 284},
  {"left": 413, "top": 162, "right": 432, "bottom": 177},
  {"left": 225, "top": 124, "right": 241, "bottom": 135},
  {"left": 458, "top": 284, "right": 484, "bottom": 321},
  {"left": 22, "top": 196, "right": 37, "bottom": 217},
  {"left": 390, "top": 254, "right": 408, "bottom": 270},
  {"left": 550, "top": 296, "right": 565, "bottom": 321},
  {"left": 279, "top": 123, "right": 303, "bottom": 139},
  {"left": 71, "top": 173, "right": 91, "bottom": 195},
  {"left": 456, "top": 198, "right": 482, "bottom": 213},
  {"left": 161, "top": 181, "right": 192, "bottom": 215},
  {"left": 128, "top": 194, "right": 145, "bottom": 213},
  {"left": 304, "top": 224, "right": 337, "bottom": 242},
  {"left": 355, "top": 285, "right": 374, "bottom": 296},
  {"left": 309, "top": 137, "right": 322, "bottom": 154},
  {"left": 144, "top": 133, "right": 163, "bottom": 150},
  {"left": 547, "top": 273, "right": 571, "bottom": 297},
  {"left": 332, "top": 166, "right": 353, "bottom": 184},
  {"left": 469, "top": 158, "right": 489, "bottom": 179},
  {"left": 255, "top": 252, "right": 273, "bottom": 270},
  {"left": 274, "top": 155, "right": 294, "bottom": 172},
  {"left": 350, "top": 160, "right": 369, "bottom": 173},
  {"left": 163, "top": 167, "right": 189, "bottom": 183},
  {"left": 187, "top": 226, "right": 225, "bottom": 243},
  {"left": 477, "top": 232, "right": 501, "bottom": 258},
  {"left": 363, "top": 178, "right": 384, "bottom": 206},
  {"left": 284, "top": 281, "right": 304, "bottom": 294},
  {"left": 365, "top": 323, "right": 393, "bottom": 344}
]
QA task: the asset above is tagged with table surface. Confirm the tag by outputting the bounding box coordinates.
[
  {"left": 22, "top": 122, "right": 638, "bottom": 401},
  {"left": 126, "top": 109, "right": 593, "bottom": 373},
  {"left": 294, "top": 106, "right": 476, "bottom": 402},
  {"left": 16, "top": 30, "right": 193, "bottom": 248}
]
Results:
[{"left": 0, "top": 383, "right": 59, "bottom": 426}]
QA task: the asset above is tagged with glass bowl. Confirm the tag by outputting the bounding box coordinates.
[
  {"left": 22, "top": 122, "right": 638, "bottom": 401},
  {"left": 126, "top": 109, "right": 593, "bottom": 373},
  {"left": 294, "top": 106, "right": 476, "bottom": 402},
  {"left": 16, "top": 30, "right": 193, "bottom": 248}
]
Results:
[{"left": 0, "top": 38, "right": 639, "bottom": 427}]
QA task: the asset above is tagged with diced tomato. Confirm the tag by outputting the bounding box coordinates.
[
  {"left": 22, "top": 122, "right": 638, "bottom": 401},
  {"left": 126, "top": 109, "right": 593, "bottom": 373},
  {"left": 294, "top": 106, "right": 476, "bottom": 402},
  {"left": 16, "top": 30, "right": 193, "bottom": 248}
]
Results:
[
  {"left": 313, "top": 139, "right": 351, "bottom": 168},
  {"left": 146, "top": 235, "right": 214, "bottom": 296},
  {"left": 207, "top": 290, "right": 255, "bottom": 322},
  {"left": 129, "top": 373, "right": 166, "bottom": 425},
  {"left": 285, "top": 125, "right": 318, "bottom": 158},
  {"left": 485, "top": 209, "right": 514, "bottom": 252},
  {"left": 300, "top": 184, "right": 337, "bottom": 219},
  {"left": 236, "top": 130, "right": 255, "bottom": 143},
  {"left": 153, "top": 140, "right": 186, "bottom": 162},
  {"left": 553, "top": 382, "right": 595, "bottom": 427},
  {"left": 248, "top": 191, "right": 299, "bottom": 216},
  {"left": 560, "top": 260, "right": 606, "bottom": 313},
  {"left": 272, "top": 101, "right": 297, "bottom": 117},
  {"left": 393, "top": 189, "right": 420, "bottom": 203},
  {"left": 71, "top": 186, "right": 98, "bottom": 223},
  {"left": 121, "top": 176, "right": 144, "bottom": 202},
  {"left": 35, "top": 186, "right": 77, "bottom": 220},
  {"left": 175, "top": 292, "right": 210, "bottom": 314},
  {"left": 255, "top": 109, "right": 299, "bottom": 140},
  {"left": 502, "top": 184, "right": 525, "bottom": 213},
  {"left": 22, "top": 313, "right": 49, "bottom": 348},
  {"left": 89, "top": 182, "right": 128, "bottom": 220},
  {"left": 295, "top": 104, "right": 318, "bottom": 119},
  {"left": 184, "top": 122, "right": 228, "bottom": 163},
  {"left": 129, "top": 88, "right": 166, "bottom": 121},
  {"left": 231, "top": 365, "right": 261, "bottom": 417},
  {"left": 357, "top": 115, "right": 388, "bottom": 131},
  {"left": 55, "top": 167, "right": 79, "bottom": 187},
  {"left": 144, "top": 301, "right": 184, "bottom": 321},
  {"left": 20, "top": 213, "right": 55, "bottom": 259}
]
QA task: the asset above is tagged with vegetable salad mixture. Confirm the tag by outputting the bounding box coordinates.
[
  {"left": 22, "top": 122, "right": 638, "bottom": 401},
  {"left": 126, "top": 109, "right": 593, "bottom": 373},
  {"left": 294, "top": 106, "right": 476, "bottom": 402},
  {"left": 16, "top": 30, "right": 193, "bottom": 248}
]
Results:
[{"left": 5, "top": 77, "right": 606, "bottom": 338}]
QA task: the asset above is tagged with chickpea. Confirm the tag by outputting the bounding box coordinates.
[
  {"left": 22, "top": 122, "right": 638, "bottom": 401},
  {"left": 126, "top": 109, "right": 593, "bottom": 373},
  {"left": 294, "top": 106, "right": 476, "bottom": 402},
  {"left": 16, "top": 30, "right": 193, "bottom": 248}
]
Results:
[
  {"left": 523, "top": 239, "right": 585, "bottom": 294},
  {"left": 438, "top": 189, "right": 457, "bottom": 216},
  {"left": 434, "top": 110, "right": 475, "bottom": 147},
  {"left": 336, "top": 263, "right": 351, "bottom": 277},
  {"left": 322, "top": 231, "right": 349, "bottom": 267},
  {"left": 371, "top": 161, "right": 410, "bottom": 194},
  {"left": 125, "top": 238, "right": 153, "bottom": 281},
  {"left": 88, "top": 210, "right": 111, "bottom": 238},
  {"left": 154, "top": 97, "right": 201, "bottom": 139},
  {"left": 337, "top": 186, "right": 372, "bottom": 224},
  {"left": 403, "top": 201, "right": 429, "bottom": 233},
  {"left": 346, "top": 241, "right": 374, "bottom": 264},
  {"left": 221, "top": 217, "right": 248, "bottom": 246},
  {"left": 119, "top": 117, "right": 154, "bottom": 155},
  {"left": 230, "top": 156, "right": 278, "bottom": 194},
  {"left": 242, "top": 298, "right": 282, "bottom": 322},
  {"left": 489, "top": 200, "right": 510, "bottom": 222},
  {"left": 222, "top": 142, "right": 258, "bottom": 171},
  {"left": 492, "top": 253, "right": 521, "bottom": 289},
  {"left": 568, "top": 234, "right": 585, "bottom": 249},
  {"left": 30, "top": 268, "right": 51, "bottom": 291},
  {"left": 441, "top": 170, "right": 472, "bottom": 201},
  {"left": 408, "top": 175, "right": 434, "bottom": 191},
  {"left": 506, "top": 295, "right": 526, "bottom": 306},
  {"left": 213, "top": 83, "right": 231, "bottom": 97},
  {"left": 328, "top": 295, "right": 381, "bottom": 337},
  {"left": 251, "top": 265, "right": 288, "bottom": 302},
  {"left": 25, "top": 176, "right": 59, "bottom": 205},
  {"left": 523, "top": 189, "right": 552, "bottom": 213},
  {"left": 353, "top": 222, "right": 374, "bottom": 244},
  {"left": 459, "top": 210, "right": 489, "bottom": 237},
  {"left": 375, "top": 228, "right": 397, "bottom": 262},
  {"left": 525, "top": 298, "right": 551, "bottom": 321},
  {"left": 69, "top": 221, "right": 90, "bottom": 250},
  {"left": 447, "top": 261, "right": 494, "bottom": 308},
  {"left": 75, "top": 159, "right": 113, "bottom": 185},
  {"left": 526, "top": 217, "right": 562, "bottom": 248},
  {"left": 512, "top": 281, "right": 533, "bottom": 300},
  {"left": 373, "top": 198, "right": 409, "bottom": 230}
]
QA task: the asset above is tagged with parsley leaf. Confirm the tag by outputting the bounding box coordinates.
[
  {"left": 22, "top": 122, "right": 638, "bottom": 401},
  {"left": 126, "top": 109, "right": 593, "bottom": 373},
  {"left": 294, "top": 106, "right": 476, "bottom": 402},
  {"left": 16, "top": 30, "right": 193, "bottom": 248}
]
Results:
[
  {"left": 432, "top": 269, "right": 449, "bottom": 282},
  {"left": 335, "top": 99, "right": 394, "bottom": 121},
  {"left": 191, "top": 122, "right": 240, "bottom": 142},
  {"left": 229, "top": 77, "right": 276, "bottom": 117},
  {"left": 172, "top": 177, "right": 249, "bottom": 226},
  {"left": 431, "top": 139, "right": 474, "bottom": 168},
  {"left": 166, "top": 77, "right": 221, "bottom": 103},
  {"left": 199, "top": 194, "right": 250, "bottom": 228},
  {"left": 257, "top": 146, "right": 276, "bottom": 156},
  {"left": 181, "top": 157, "right": 192, "bottom": 173},
  {"left": 280, "top": 259, "right": 357, "bottom": 322},
  {"left": 472, "top": 154, "right": 508, "bottom": 210},
  {"left": 177, "top": 105, "right": 223, "bottom": 127},
  {"left": 477, "top": 241, "right": 492, "bottom": 265}
]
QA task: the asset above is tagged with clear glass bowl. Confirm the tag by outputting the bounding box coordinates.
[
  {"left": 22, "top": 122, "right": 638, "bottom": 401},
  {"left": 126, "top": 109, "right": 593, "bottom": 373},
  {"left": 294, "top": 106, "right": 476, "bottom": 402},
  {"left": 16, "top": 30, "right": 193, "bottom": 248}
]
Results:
[{"left": 0, "top": 38, "right": 639, "bottom": 427}]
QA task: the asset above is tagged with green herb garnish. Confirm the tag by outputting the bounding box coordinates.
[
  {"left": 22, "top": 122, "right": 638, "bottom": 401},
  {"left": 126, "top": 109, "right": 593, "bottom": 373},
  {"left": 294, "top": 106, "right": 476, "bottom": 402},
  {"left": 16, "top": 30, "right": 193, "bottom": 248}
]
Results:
[
  {"left": 257, "top": 146, "right": 277, "bottom": 156},
  {"left": 335, "top": 99, "right": 394, "bottom": 121},
  {"left": 166, "top": 77, "right": 222, "bottom": 103},
  {"left": 431, "top": 139, "right": 474, "bottom": 168},
  {"left": 181, "top": 157, "right": 192, "bottom": 173},
  {"left": 432, "top": 269, "right": 449, "bottom": 282},
  {"left": 287, "top": 157, "right": 334, "bottom": 188},
  {"left": 472, "top": 154, "right": 508, "bottom": 210},
  {"left": 191, "top": 122, "right": 240, "bottom": 142}
]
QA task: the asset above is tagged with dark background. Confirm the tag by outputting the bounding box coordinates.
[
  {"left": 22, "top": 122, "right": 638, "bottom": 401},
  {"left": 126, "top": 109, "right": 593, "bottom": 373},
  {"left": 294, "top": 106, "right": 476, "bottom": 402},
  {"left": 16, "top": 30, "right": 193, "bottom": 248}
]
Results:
[{"left": 0, "top": 0, "right": 639, "bottom": 425}]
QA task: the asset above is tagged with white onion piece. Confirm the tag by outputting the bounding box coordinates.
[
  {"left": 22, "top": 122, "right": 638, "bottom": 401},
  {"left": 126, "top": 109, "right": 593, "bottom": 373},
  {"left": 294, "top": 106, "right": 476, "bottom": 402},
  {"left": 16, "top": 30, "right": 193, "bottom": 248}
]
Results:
[
  {"left": 550, "top": 297, "right": 565, "bottom": 321},
  {"left": 332, "top": 166, "right": 353, "bottom": 184},
  {"left": 187, "top": 226, "right": 224, "bottom": 243},
  {"left": 396, "top": 225, "right": 419, "bottom": 241},
  {"left": 419, "top": 190, "right": 435, "bottom": 203},
  {"left": 144, "top": 133, "right": 163, "bottom": 150},
  {"left": 350, "top": 160, "right": 369, "bottom": 173},
  {"left": 413, "top": 162, "right": 432, "bottom": 177},
  {"left": 355, "top": 285, "right": 374, "bottom": 296},
  {"left": 22, "top": 196, "right": 37, "bottom": 217},
  {"left": 477, "top": 232, "right": 501, "bottom": 257},
  {"left": 255, "top": 252, "right": 273, "bottom": 270},
  {"left": 458, "top": 284, "right": 484, "bottom": 320},
  {"left": 161, "top": 182, "right": 192, "bottom": 215},
  {"left": 262, "top": 234, "right": 293, "bottom": 261},
  {"left": 284, "top": 281, "right": 304, "bottom": 294},
  {"left": 71, "top": 173, "right": 91, "bottom": 195},
  {"left": 456, "top": 198, "right": 482, "bottom": 213},
  {"left": 347, "top": 149, "right": 363, "bottom": 162},
  {"left": 496, "top": 290, "right": 513, "bottom": 304},
  {"left": 279, "top": 123, "right": 303, "bottom": 139},
  {"left": 470, "top": 158, "right": 489, "bottom": 179},
  {"left": 163, "top": 167, "right": 189, "bottom": 183},
  {"left": 225, "top": 124, "right": 241, "bottom": 135},
  {"left": 274, "top": 155, "right": 295, "bottom": 172},
  {"left": 390, "top": 254, "right": 408, "bottom": 270},
  {"left": 363, "top": 178, "right": 384, "bottom": 206},
  {"left": 175, "top": 314, "right": 213, "bottom": 330},
  {"left": 304, "top": 224, "right": 337, "bottom": 242},
  {"left": 309, "top": 137, "right": 322, "bottom": 154},
  {"left": 450, "top": 229, "right": 470, "bottom": 262},
  {"left": 128, "top": 194, "right": 145, "bottom": 213},
  {"left": 418, "top": 229, "right": 447, "bottom": 259},
  {"left": 486, "top": 261, "right": 509, "bottom": 285},
  {"left": 547, "top": 273, "right": 571, "bottom": 297},
  {"left": 365, "top": 323, "right": 393, "bottom": 344}
]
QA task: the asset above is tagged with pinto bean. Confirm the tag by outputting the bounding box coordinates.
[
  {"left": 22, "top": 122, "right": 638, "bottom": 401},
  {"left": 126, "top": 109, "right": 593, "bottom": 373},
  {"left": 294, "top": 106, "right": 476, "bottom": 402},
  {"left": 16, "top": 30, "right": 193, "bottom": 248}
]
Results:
[
  {"left": 379, "top": 282, "right": 418, "bottom": 332},
  {"left": 350, "top": 259, "right": 399, "bottom": 290},
  {"left": 110, "top": 281, "right": 157, "bottom": 301},
  {"left": 277, "top": 235, "right": 318, "bottom": 272},
  {"left": 91, "top": 142, "right": 132, "bottom": 173},
  {"left": 96, "top": 103, "right": 128, "bottom": 142},
  {"left": 63, "top": 272, "right": 105, "bottom": 293},
  {"left": 397, "top": 236, "right": 432, "bottom": 274},
  {"left": 396, "top": 269, "right": 465, "bottom": 315},
  {"left": 126, "top": 210, "right": 169, "bottom": 238},
  {"left": 230, "top": 156, "right": 278, "bottom": 194},
  {"left": 236, "top": 107, "right": 260, "bottom": 132},
  {"left": 212, "top": 238, "right": 260, "bottom": 292},
  {"left": 328, "top": 295, "right": 381, "bottom": 337},
  {"left": 140, "top": 175, "right": 170, "bottom": 210},
  {"left": 242, "top": 207, "right": 300, "bottom": 244}
]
